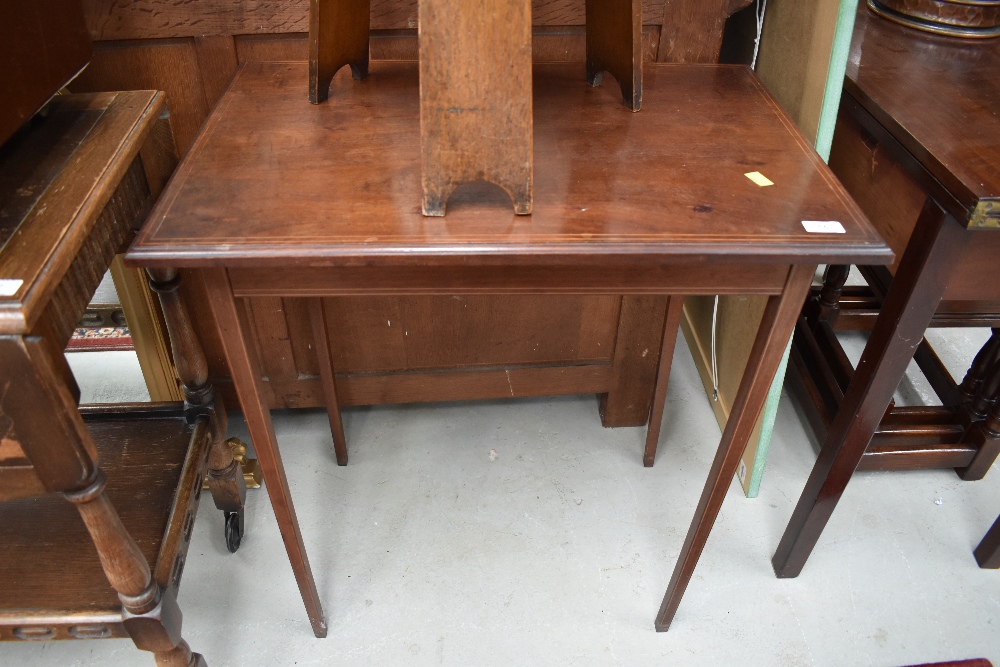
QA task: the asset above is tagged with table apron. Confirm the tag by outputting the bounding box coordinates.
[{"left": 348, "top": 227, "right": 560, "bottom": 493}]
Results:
[{"left": 225, "top": 263, "right": 793, "bottom": 297}]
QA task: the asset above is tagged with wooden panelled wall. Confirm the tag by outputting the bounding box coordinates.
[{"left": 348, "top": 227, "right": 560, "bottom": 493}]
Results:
[{"left": 75, "top": 0, "right": 752, "bottom": 422}]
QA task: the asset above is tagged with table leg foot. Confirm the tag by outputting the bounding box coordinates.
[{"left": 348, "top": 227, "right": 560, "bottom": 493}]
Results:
[
  {"left": 974, "top": 514, "right": 1000, "bottom": 569},
  {"left": 308, "top": 298, "right": 349, "bottom": 466}
]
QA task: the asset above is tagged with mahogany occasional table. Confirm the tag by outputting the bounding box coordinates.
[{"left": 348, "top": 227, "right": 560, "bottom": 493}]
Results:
[{"left": 126, "top": 61, "right": 891, "bottom": 632}]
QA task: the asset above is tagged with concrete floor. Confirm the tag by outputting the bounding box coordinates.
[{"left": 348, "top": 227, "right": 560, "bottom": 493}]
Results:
[{"left": 8, "top": 327, "right": 1000, "bottom": 666}]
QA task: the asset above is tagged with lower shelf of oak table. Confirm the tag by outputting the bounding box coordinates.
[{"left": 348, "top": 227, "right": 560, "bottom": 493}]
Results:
[
  {"left": 788, "top": 310, "right": 985, "bottom": 472},
  {"left": 0, "top": 403, "right": 212, "bottom": 641}
]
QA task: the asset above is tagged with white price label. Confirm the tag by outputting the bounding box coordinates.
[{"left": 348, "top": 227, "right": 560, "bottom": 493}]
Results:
[
  {"left": 0, "top": 279, "right": 24, "bottom": 296},
  {"left": 802, "top": 220, "right": 846, "bottom": 234}
]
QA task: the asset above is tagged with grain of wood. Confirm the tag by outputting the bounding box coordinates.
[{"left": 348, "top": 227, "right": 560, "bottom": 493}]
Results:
[
  {"left": 83, "top": 0, "right": 669, "bottom": 40},
  {"left": 657, "top": 0, "right": 754, "bottom": 62},
  {"left": 418, "top": 0, "right": 533, "bottom": 215}
]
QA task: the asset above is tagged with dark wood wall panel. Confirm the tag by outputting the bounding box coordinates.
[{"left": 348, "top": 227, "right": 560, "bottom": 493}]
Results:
[
  {"left": 235, "top": 34, "right": 308, "bottom": 63},
  {"left": 323, "top": 295, "right": 620, "bottom": 373},
  {"left": 72, "top": 39, "right": 208, "bottom": 154},
  {"left": 282, "top": 298, "right": 319, "bottom": 377},
  {"left": 83, "top": 0, "right": 667, "bottom": 40},
  {"left": 193, "top": 36, "right": 240, "bottom": 110},
  {"left": 335, "top": 363, "right": 613, "bottom": 405},
  {"left": 84, "top": 0, "right": 308, "bottom": 40},
  {"left": 246, "top": 297, "right": 302, "bottom": 387},
  {"left": 326, "top": 297, "right": 408, "bottom": 373},
  {"left": 74, "top": 0, "right": 750, "bottom": 159},
  {"left": 599, "top": 296, "right": 669, "bottom": 426},
  {"left": 658, "top": 0, "right": 755, "bottom": 63},
  {"left": 531, "top": 26, "right": 662, "bottom": 63},
  {"left": 232, "top": 27, "right": 662, "bottom": 65}
]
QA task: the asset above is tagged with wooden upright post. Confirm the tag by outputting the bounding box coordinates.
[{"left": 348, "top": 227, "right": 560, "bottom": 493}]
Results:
[
  {"left": 586, "top": 0, "right": 643, "bottom": 111},
  {"left": 418, "top": 0, "right": 533, "bottom": 216},
  {"left": 309, "top": 0, "right": 370, "bottom": 104}
]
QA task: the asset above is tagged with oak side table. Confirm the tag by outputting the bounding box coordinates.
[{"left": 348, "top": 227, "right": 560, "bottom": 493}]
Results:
[
  {"left": 0, "top": 91, "right": 243, "bottom": 665},
  {"left": 126, "top": 61, "right": 891, "bottom": 632},
  {"left": 774, "top": 6, "right": 1000, "bottom": 578}
]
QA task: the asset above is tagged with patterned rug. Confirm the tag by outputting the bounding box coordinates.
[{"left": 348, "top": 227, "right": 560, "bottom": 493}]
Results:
[{"left": 66, "top": 326, "right": 133, "bottom": 352}]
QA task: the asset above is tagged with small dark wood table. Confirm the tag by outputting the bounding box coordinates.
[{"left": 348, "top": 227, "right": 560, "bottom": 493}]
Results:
[
  {"left": 774, "top": 7, "right": 1000, "bottom": 577},
  {"left": 126, "top": 61, "right": 891, "bottom": 631}
]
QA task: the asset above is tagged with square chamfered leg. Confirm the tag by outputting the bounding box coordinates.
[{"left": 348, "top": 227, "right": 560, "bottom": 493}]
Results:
[
  {"left": 772, "top": 200, "right": 966, "bottom": 579},
  {"left": 586, "top": 0, "right": 643, "bottom": 111},
  {"left": 418, "top": 0, "right": 533, "bottom": 216},
  {"left": 309, "top": 0, "right": 370, "bottom": 104},
  {"left": 202, "top": 267, "right": 328, "bottom": 638},
  {"left": 655, "top": 264, "right": 815, "bottom": 631},
  {"left": 975, "top": 513, "right": 1000, "bottom": 568}
]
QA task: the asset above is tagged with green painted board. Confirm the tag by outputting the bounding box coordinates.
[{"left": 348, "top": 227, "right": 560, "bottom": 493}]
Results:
[
  {"left": 742, "top": 0, "right": 860, "bottom": 497},
  {"left": 736, "top": 0, "right": 859, "bottom": 498},
  {"left": 679, "top": 0, "right": 860, "bottom": 498}
]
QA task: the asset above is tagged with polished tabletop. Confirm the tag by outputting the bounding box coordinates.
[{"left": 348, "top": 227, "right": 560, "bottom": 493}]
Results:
[
  {"left": 128, "top": 61, "right": 890, "bottom": 270},
  {"left": 846, "top": 8, "right": 1000, "bottom": 213}
]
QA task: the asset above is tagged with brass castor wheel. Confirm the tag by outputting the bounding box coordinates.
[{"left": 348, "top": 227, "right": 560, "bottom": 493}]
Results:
[{"left": 225, "top": 510, "right": 244, "bottom": 553}]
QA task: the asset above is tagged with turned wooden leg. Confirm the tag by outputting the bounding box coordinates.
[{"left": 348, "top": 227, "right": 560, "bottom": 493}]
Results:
[
  {"left": 974, "top": 514, "right": 1000, "bottom": 568},
  {"left": 206, "top": 428, "right": 248, "bottom": 552},
  {"left": 954, "top": 331, "right": 1000, "bottom": 480},
  {"left": 8, "top": 337, "right": 204, "bottom": 661},
  {"left": 965, "top": 342, "right": 1000, "bottom": 422},
  {"left": 202, "top": 267, "right": 327, "bottom": 638},
  {"left": 66, "top": 473, "right": 157, "bottom": 608},
  {"left": 959, "top": 328, "right": 1000, "bottom": 404},
  {"left": 585, "top": 0, "right": 643, "bottom": 110},
  {"left": 654, "top": 264, "right": 814, "bottom": 631},
  {"left": 308, "top": 299, "right": 348, "bottom": 466},
  {"left": 811, "top": 264, "right": 851, "bottom": 323},
  {"left": 66, "top": 472, "right": 204, "bottom": 664},
  {"left": 308, "top": 0, "right": 370, "bottom": 104},
  {"left": 147, "top": 267, "right": 247, "bottom": 550},
  {"left": 643, "top": 296, "right": 685, "bottom": 467},
  {"left": 956, "top": 375, "right": 1000, "bottom": 480},
  {"left": 772, "top": 200, "right": 966, "bottom": 578},
  {"left": 145, "top": 268, "right": 211, "bottom": 407},
  {"left": 155, "top": 640, "right": 207, "bottom": 667}
]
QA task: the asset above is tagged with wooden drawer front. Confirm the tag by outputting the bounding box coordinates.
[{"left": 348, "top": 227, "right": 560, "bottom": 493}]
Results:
[{"left": 830, "top": 102, "right": 1000, "bottom": 307}]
